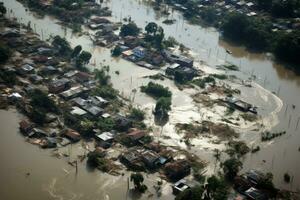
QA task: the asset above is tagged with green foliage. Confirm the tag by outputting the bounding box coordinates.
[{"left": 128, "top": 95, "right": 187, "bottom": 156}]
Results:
[
  {"left": 92, "top": 85, "right": 118, "bottom": 100},
  {"left": 274, "top": 31, "right": 300, "bottom": 66},
  {"left": 0, "top": 43, "right": 11, "bottom": 64},
  {"left": 141, "top": 82, "right": 172, "bottom": 99},
  {"left": 163, "top": 36, "right": 179, "bottom": 48},
  {"left": 192, "top": 76, "right": 215, "bottom": 88},
  {"left": 154, "top": 97, "right": 171, "bottom": 117},
  {"left": 94, "top": 68, "right": 111, "bottom": 86},
  {"left": 130, "top": 173, "right": 147, "bottom": 193},
  {"left": 111, "top": 45, "right": 122, "bottom": 57},
  {"left": 226, "top": 140, "right": 250, "bottom": 157},
  {"left": 96, "top": 118, "right": 116, "bottom": 131},
  {"left": 30, "top": 108, "right": 46, "bottom": 125},
  {"left": 175, "top": 185, "right": 204, "bottom": 200},
  {"left": 120, "top": 22, "right": 140, "bottom": 37},
  {"left": 129, "top": 108, "right": 145, "bottom": 121},
  {"left": 207, "top": 175, "right": 229, "bottom": 200},
  {"left": 79, "top": 119, "right": 94, "bottom": 137},
  {"left": 51, "top": 35, "right": 72, "bottom": 56},
  {"left": 144, "top": 22, "right": 165, "bottom": 49},
  {"left": 71, "top": 45, "right": 82, "bottom": 58},
  {"left": 30, "top": 89, "right": 58, "bottom": 113},
  {"left": 78, "top": 51, "right": 92, "bottom": 64},
  {"left": 0, "top": 69, "right": 16, "bottom": 86},
  {"left": 222, "top": 158, "right": 242, "bottom": 181},
  {"left": 0, "top": 3, "right": 6, "bottom": 15}
]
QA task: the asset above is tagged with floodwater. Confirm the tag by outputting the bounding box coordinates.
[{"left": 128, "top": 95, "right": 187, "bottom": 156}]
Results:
[{"left": 1, "top": 0, "right": 300, "bottom": 199}]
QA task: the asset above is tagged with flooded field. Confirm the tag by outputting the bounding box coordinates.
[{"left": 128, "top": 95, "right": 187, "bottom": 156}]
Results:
[{"left": 1, "top": 0, "right": 300, "bottom": 199}]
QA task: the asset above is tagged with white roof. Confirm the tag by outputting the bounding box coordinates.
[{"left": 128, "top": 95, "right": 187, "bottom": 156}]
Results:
[
  {"left": 71, "top": 106, "right": 87, "bottom": 116},
  {"left": 8, "top": 92, "right": 22, "bottom": 98},
  {"left": 95, "top": 132, "right": 114, "bottom": 141}
]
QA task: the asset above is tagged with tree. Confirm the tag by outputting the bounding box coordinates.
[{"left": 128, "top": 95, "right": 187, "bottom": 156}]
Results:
[
  {"left": 130, "top": 173, "right": 147, "bottom": 193},
  {"left": 51, "top": 35, "right": 72, "bottom": 56},
  {"left": 71, "top": 45, "right": 82, "bottom": 58},
  {"left": 154, "top": 97, "right": 171, "bottom": 118},
  {"left": 140, "top": 82, "right": 172, "bottom": 99},
  {"left": 206, "top": 176, "right": 229, "bottom": 200},
  {"left": 30, "top": 108, "right": 46, "bottom": 125},
  {"left": 78, "top": 51, "right": 92, "bottom": 64},
  {"left": 222, "top": 158, "right": 242, "bottom": 180},
  {"left": 94, "top": 68, "right": 111, "bottom": 86},
  {"left": 30, "top": 89, "right": 59, "bottom": 113},
  {"left": 145, "top": 22, "right": 158, "bottom": 36},
  {"left": 175, "top": 186, "right": 204, "bottom": 200},
  {"left": 0, "top": 2, "right": 7, "bottom": 16},
  {"left": 119, "top": 22, "right": 140, "bottom": 37},
  {"left": 111, "top": 45, "right": 122, "bottom": 57},
  {"left": 274, "top": 31, "right": 300, "bottom": 66},
  {"left": 129, "top": 108, "right": 145, "bottom": 121},
  {"left": 0, "top": 44, "right": 11, "bottom": 64}
]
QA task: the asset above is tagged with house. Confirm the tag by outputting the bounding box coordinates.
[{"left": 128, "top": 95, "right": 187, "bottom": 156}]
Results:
[
  {"left": 245, "top": 170, "right": 265, "bottom": 185},
  {"left": 40, "top": 137, "right": 57, "bottom": 148},
  {"left": 244, "top": 187, "right": 267, "bottom": 200},
  {"left": 19, "top": 119, "right": 34, "bottom": 135},
  {"left": 91, "top": 96, "right": 109, "bottom": 107},
  {"left": 29, "top": 74, "right": 43, "bottom": 83},
  {"left": 133, "top": 46, "right": 146, "bottom": 59},
  {"left": 164, "top": 160, "right": 191, "bottom": 181},
  {"left": 95, "top": 131, "right": 115, "bottom": 148},
  {"left": 166, "top": 65, "right": 198, "bottom": 81},
  {"left": 82, "top": 104, "right": 104, "bottom": 117},
  {"left": 70, "top": 106, "right": 87, "bottom": 117},
  {"left": 141, "top": 150, "right": 162, "bottom": 169},
  {"left": 8, "top": 92, "right": 22, "bottom": 103},
  {"left": 173, "top": 179, "right": 190, "bottom": 194},
  {"left": 163, "top": 50, "right": 193, "bottom": 67},
  {"left": 28, "top": 128, "right": 48, "bottom": 138},
  {"left": 37, "top": 47, "right": 54, "bottom": 56},
  {"left": 136, "top": 61, "right": 156, "bottom": 70},
  {"left": 114, "top": 115, "right": 132, "bottom": 131},
  {"left": 120, "top": 148, "right": 145, "bottom": 170},
  {"left": 74, "top": 71, "right": 93, "bottom": 83},
  {"left": 123, "top": 36, "right": 141, "bottom": 48},
  {"left": 17, "top": 64, "right": 35, "bottom": 75},
  {"left": 0, "top": 29, "right": 20, "bottom": 38},
  {"left": 60, "top": 86, "right": 88, "bottom": 100},
  {"left": 225, "top": 97, "right": 257, "bottom": 114},
  {"left": 63, "top": 129, "right": 81, "bottom": 142},
  {"left": 40, "top": 65, "right": 59, "bottom": 75},
  {"left": 48, "top": 78, "right": 70, "bottom": 93},
  {"left": 127, "top": 129, "right": 146, "bottom": 143},
  {"left": 90, "top": 17, "right": 111, "bottom": 24}
]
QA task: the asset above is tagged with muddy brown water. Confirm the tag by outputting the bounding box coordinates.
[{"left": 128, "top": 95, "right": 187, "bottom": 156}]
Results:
[{"left": 1, "top": 0, "right": 300, "bottom": 199}]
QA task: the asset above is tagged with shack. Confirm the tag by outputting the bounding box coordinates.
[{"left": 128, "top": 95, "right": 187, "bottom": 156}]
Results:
[{"left": 164, "top": 160, "right": 191, "bottom": 181}]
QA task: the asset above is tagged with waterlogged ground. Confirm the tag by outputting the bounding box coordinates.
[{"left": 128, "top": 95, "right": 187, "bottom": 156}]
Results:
[{"left": 1, "top": 0, "right": 300, "bottom": 199}]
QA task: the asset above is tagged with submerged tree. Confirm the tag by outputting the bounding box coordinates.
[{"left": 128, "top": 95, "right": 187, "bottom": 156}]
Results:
[
  {"left": 119, "top": 22, "right": 140, "bottom": 37},
  {"left": 130, "top": 173, "right": 147, "bottom": 193}
]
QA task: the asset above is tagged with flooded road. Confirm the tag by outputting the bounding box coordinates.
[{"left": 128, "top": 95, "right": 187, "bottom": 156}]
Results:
[{"left": 1, "top": 0, "right": 300, "bottom": 198}]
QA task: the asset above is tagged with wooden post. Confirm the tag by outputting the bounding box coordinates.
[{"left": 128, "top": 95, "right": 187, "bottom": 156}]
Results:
[
  {"left": 295, "top": 117, "right": 300, "bottom": 131},
  {"left": 288, "top": 115, "right": 292, "bottom": 128}
]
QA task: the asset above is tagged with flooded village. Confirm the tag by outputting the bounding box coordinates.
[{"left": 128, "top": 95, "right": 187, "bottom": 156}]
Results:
[{"left": 0, "top": 0, "right": 300, "bottom": 200}]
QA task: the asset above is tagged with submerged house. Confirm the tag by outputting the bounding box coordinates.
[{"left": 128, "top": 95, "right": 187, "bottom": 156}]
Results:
[
  {"left": 132, "top": 46, "right": 147, "bottom": 59},
  {"left": 166, "top": 64, "right": 198, "bottom": 81},
  {"left": 63, "top": 129, "right": 81, "bottom": 142},
  {"left": 225, "top": 97, "right": 257, "bottom": 114},
  {"left": 19, "top": 119, "right": 34, "bottom": 135},
  {"left": 164, "top": 160, "right": 191, "bottom": 181},
  {"left": 48, "top": 78, "right": 70, "bottom": 94},
  {"left": 163, "top": 50, "right": 194, "bottom": 67}
]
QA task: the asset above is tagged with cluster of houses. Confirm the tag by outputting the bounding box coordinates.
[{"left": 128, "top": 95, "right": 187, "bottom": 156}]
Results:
[
  {"left": 170, "top": 0, "right": 300, "bottom": 32},
  {"left": 0, "top": 21, "right": 197, "bottom": 190},
  {"left": 234, "top": 170, "right": 272, "bottom": 200}
]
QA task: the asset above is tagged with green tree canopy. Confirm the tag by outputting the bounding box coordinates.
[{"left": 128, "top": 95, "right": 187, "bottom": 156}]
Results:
[{"left": 120, "top": 22, "right": 140, "bottom": 37}]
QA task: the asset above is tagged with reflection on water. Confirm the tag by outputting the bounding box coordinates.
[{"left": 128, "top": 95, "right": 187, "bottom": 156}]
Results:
[{"left": 1, "top": 0, "right": 300, "bottom": 195}]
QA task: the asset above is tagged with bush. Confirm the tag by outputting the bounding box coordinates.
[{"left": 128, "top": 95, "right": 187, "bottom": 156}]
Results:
[
  {"left": 30, "top": 89, "right": 59, "bottom": 113},
  {"left": 141, "top": 82, "right": 172, "bottom": 99},
  {"left": 120, "top": 22, "right": 140, "bottom": 37},
  {"left": 154, "top": 97, "right": 171, "bottom": 117},
  {"left": 111, "top": 45, "right": 122, "bottom": 57},
  {"left": 129, "top": 108, "right": 145, "bottom": 121},
  {"left": 0, "top": 44, "right": 11, "bottom": 64}
]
